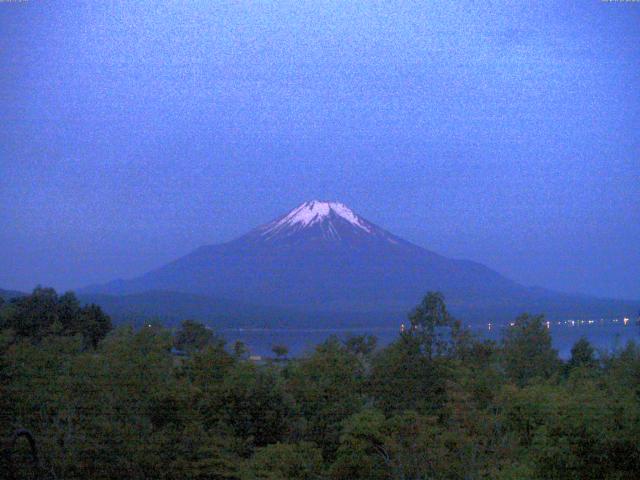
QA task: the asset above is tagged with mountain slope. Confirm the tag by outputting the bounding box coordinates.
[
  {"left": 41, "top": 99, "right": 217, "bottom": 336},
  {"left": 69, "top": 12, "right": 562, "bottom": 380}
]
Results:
[
  {"left": 84, "top": 201, "right": 639, "bottom": 324},
  {"left": 77, "top": 290, "right": 397, "bottom": 328},
  {"left": 0, "top": 288, "right": 26, "bottom": 301}
]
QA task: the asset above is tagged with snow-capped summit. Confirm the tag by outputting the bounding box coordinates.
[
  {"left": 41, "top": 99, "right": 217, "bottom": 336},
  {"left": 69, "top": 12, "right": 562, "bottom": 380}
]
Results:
[
  {"left": 84, "top": 200, "right": 639, "bottom": 325},
  {"left": 271, "top": 200, "right": 370, "bottom": 232},
  {"left": 255, "top": 200, "right": 396, "bottom": 244}
]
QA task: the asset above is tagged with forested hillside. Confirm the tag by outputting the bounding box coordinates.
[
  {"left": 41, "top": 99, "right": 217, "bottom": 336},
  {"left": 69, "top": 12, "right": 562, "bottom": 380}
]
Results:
[{"left": 1, "top": 289, "right": 639, "bottom": 479}]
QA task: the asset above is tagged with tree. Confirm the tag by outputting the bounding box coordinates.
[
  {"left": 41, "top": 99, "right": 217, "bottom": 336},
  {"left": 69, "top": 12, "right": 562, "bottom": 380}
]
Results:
[
  {"left": 174, "top": 319, "right": 217, "bottom": 352},
  {"left": 0, "top": 328, "right": 16, "bottom": 449},
  {"left": 212, "top": 362, "right": 296, "bottom": 450},
  {"left": 368, "top": 335, "right": 447, "bottom": 415},
  {"left": 502, "top": 378, "right": 640, "bottom": 479},
  {"left": 1, "top": 287, "right": 59, "bottom": 340},
  {"left": 367, "top": 293, "right": 459, "bottom": 416},
  {"left": 79, "top": 303, "right": 112, "bottom": 349},
  {"left": 272, "top": 344, "right": 288, "bottom": 361},
  {"left": 3, "top": 310, "right": 640, "bottom": 479},
  {"left": 568, "top": 337, "right": 597, "bottom": 370},
  {"left": 501, "top": 313, "right": 560, "bottom": 386},
  {"left": 183, "top": 340, "right": 235, "bottom": 386},
  {"left": 330, "top": 409, "right": 388, "bottom": 480},
  {"left": 406, "top": 292, "right": 459, "bottom": 359},
  {"left": 0, "top": 287, "right": 111, "bottom": 348},
  {"left": 343, "top": 334, "right": 377, "bottom": 356},
  {"left": 243, "top": 442, "right": 324, "bottom": 480},
  {"left": 284, "top": 337, "right": 365, "bottom": 459},
  {"left": 233, "top": 340, "right": 249, "bottom": 360}
]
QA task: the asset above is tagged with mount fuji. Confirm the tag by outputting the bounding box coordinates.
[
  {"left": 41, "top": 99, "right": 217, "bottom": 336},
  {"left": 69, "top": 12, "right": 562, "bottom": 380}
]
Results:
[{"left": 83, "top": 201, "right": 638, "bottom": 326}]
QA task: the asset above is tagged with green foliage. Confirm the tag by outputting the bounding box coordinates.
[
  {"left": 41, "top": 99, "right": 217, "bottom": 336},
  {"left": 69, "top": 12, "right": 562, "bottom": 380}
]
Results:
[
  {"left": 271, "top": 344, "right": 288, "bottom": 360},
  {"left": 568, "top": 336, "right": 597, "bottom": 370},
  {"left": 233, "top": 340, "right": 249, "bottom": 360},
  {"left": 501, "top": 313, "right": 560, "bottom": 386},
  {"left": 502, "top": 379, "right": 640, "bottom": 479},
  {"left": 330, "top": 409, "right": 388, "bottom": 480},
  {"left": 407, "top": 291, "right": 458, "bottom": 358},
  {"left": 602, "top": 340, "right": 640, "bottom": 394},
  {"left": 174, "top": 319, "right": 220, "bottom": 352},
  {"left": 2, "top": 289, "right": 639, "bottom": 479},
  {"left": 243, "top": 442, "right": 324, "bottom": 480},
  {"left": 284, "top": 336, "right": 365, "bottom": 459},
  {"left": 214, "top": 362, "right": 296, "bottom": 450},
  {"left": 0, "top": 287, "right": 111, "bottom": 348},
  {"left": 368, "top": 335, "right": 447, "bottom": 414},
  {"left": 343, "top": 334, "right": 377, "bottom": 356}
]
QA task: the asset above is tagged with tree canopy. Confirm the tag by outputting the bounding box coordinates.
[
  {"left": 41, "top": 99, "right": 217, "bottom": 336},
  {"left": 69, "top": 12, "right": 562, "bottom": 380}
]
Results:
[
  {"left": 1, "top": 290, "right": 639, "bottom": 479},
  {"left": 0, "top": 287, "right": 111, "bottom": 348}
]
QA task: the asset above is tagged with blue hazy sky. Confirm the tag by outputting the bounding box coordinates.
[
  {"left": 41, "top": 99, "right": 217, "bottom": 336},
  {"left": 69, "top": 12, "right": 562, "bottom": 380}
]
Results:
[{"left": 1, "top": 1, "right": 638, "bottom": 299}]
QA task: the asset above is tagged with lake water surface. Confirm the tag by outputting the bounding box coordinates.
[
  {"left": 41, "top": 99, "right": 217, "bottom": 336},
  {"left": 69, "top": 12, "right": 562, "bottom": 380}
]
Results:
[{"left": 221, "top": 323, "right": 640, "bottom": 360}]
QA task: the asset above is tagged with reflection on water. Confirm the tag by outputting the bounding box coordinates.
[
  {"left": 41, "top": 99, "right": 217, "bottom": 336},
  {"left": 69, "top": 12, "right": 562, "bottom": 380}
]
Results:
[{"left": 221, "top": 323, "right": 640, "bottom": 360}]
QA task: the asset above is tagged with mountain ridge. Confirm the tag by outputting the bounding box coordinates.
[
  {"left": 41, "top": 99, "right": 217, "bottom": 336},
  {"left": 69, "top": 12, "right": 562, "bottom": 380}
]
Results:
[{"left": 82, "top": 200, "right": 639, "bottom": 325}]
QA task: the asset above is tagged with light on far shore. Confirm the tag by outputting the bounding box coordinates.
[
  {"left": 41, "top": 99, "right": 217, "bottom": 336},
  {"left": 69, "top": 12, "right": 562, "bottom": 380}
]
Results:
[{"left": 489, "top": 317, "right": 633, "bottom": 331}]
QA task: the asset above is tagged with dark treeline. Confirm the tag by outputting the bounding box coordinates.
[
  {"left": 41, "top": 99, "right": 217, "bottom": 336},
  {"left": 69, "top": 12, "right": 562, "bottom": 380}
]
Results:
[{"left": 1, "top": 288, "right": 639, "bottom": 479}]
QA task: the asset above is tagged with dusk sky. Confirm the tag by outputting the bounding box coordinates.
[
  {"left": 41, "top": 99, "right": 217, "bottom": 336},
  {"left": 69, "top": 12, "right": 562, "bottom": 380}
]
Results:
[{"left": 1, "top": 1, "right": 638, "bottom": 299}]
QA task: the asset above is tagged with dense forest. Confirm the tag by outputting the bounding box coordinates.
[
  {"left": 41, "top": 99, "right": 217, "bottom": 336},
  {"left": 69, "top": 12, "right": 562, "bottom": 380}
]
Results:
[{"left": 1, "top": 288, "right": 639, "bottom": 479}]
